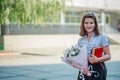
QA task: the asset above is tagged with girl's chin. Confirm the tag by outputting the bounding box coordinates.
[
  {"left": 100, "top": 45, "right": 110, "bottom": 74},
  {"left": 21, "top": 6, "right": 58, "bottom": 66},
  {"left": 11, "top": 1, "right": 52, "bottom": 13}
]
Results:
[{"left": 86, "top": 30, "right": 93, "bottom": 33}]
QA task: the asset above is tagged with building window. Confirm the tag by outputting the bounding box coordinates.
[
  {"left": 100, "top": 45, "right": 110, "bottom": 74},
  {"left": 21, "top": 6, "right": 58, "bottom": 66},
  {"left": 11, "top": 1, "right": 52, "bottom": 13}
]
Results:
[
  {"left": 105, "top": 15, "right": 110, "bottom": 24},
  {"left": 95, "top": 13, "right": 101, "bottom": 23},
  {"left": 65, "top": 11, "right": 81, "bottom": 23}
]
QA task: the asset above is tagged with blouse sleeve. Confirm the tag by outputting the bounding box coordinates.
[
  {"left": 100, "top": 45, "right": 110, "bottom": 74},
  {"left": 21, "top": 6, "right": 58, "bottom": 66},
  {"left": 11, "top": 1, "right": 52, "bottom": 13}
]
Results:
[
  {"left": 101, "top": 34, "right": 110, "bottom": 47},
  {"left": 76, "top": 37, "right": 84, "bottom": 48}
]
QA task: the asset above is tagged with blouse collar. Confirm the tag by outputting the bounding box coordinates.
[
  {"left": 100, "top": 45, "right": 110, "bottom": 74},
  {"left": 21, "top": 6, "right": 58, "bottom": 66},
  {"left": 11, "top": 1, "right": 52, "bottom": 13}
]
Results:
[{"left": 84, "top": 32, "right": 95, "bottom": 38}]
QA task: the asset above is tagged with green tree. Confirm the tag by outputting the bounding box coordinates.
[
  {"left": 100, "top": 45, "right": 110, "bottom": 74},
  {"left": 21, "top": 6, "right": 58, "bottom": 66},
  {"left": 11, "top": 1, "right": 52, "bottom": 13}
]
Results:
[
  {"left": 0, "top": 0, "right": 65, "bottom": 25},
  {"left": 0, "top": 0, "right": 65, "bottom": 35}
]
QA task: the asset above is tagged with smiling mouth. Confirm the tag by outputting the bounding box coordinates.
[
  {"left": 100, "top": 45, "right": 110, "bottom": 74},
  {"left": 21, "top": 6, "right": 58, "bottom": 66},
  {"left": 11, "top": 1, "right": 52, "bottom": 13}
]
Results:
[{"left": 86, "top": 28, "right": 92, "bottom": 30}]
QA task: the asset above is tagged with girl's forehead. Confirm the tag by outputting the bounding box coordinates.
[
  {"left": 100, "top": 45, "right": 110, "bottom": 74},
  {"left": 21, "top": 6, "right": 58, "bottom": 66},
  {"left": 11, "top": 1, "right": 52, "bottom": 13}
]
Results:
[{"left": 84, "top": 18, "right": 94, "bottom": 21}]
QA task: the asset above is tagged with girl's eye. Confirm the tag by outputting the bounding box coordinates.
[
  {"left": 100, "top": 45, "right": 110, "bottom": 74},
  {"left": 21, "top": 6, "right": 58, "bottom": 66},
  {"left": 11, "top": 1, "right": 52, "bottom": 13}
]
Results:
[
  {"left": 84, "top": 22, "right": 88, "bottom": 24},
  {"left": 84, "top": 22, "right": 94, "bottom": 25},
  {"left": 90, "top": 22, "right": 94, "bottom": 24}
]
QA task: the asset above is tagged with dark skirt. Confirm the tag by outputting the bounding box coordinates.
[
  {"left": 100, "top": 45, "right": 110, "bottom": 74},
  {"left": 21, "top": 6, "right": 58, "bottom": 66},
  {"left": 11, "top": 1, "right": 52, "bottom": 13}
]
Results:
[{"left": 77, "top": 62, "right": 107, "bottom": 80}]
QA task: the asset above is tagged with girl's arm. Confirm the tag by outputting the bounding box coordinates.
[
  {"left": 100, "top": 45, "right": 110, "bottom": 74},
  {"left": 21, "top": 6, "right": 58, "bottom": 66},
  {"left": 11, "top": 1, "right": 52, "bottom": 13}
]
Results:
[{"left": 88, "top": 46, "right": 111, "bottom": 64}]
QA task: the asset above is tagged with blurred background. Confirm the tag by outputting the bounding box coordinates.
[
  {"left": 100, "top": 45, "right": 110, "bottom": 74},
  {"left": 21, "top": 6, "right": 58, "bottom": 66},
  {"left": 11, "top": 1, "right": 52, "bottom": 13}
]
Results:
[{"left": 0, "top": 0, "right": 120, "bottom": 80}]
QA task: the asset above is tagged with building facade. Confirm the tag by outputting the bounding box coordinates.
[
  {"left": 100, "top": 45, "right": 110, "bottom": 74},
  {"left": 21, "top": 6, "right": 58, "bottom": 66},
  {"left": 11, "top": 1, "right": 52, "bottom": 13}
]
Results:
[{"left": 60, "top": 0, "right": 120, "bottom": 33}]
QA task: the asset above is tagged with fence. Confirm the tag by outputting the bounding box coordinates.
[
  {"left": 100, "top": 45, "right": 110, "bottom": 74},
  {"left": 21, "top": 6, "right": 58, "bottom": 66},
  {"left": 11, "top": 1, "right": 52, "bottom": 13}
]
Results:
[
  {"left": 3, "top": 23, "right": 119, "bottom": 35},
  {"left": 5, "top": 23, "right": 80, "bottom": 35}
]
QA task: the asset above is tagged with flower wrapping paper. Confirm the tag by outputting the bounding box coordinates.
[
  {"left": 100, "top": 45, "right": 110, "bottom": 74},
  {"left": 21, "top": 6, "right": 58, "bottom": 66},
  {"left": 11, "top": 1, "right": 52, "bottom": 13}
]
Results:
[{"left": 61, "top": 45, "right": 89, "bottom": 73}]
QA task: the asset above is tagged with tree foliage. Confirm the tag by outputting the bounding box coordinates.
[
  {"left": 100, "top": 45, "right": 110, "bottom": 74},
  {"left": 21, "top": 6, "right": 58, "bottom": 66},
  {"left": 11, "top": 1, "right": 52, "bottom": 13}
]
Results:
[{"left": 0, "top": 0, "right": 65, "bottom": 25}]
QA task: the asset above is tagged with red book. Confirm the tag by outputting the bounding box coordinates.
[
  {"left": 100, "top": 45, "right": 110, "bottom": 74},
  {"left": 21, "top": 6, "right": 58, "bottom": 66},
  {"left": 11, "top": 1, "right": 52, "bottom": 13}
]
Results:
[{"left": 92, "top": 47, "right": 103, "bottom": 58}]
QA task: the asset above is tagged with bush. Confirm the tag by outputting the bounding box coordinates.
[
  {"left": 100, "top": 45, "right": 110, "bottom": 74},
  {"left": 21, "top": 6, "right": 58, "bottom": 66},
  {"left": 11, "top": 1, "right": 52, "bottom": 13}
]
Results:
[
  {"left": 0, "top": 36, "right": 4, "bottom": 50},
  {"left": 0, "top": 43, "right": 4, "bottom": 50}
]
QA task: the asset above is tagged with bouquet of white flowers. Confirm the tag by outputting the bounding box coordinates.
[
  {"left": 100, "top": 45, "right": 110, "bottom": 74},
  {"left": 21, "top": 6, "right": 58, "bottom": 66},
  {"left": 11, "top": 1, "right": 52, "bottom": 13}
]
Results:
[{"left": 61, "top": 45, "right": 91, "bottom": 76}]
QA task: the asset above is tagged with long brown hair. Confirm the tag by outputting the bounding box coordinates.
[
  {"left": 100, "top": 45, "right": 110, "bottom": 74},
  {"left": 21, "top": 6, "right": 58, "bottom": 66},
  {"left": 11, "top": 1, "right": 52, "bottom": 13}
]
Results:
[{"left": 79, "top": 12, "right": 100, "bottom": 36}]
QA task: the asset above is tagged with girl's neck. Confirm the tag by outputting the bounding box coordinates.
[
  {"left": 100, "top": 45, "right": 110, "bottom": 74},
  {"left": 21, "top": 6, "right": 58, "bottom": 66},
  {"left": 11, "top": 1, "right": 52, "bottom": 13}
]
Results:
[
  {"left": 87, "top": 32, "right": 93, "bottom": 42},
  {"left": 87, "top": 32, "right": 93, "bottom": 37}
]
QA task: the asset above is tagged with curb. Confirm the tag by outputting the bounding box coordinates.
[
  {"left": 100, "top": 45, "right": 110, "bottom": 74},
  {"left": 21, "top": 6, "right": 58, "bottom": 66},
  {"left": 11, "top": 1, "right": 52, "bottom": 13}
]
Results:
[{"left": 0, "top": 51, "right": 19, "bottom": 56}]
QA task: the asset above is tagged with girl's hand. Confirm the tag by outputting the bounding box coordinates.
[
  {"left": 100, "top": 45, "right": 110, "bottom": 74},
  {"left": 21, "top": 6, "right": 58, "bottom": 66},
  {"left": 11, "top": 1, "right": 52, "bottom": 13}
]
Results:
[
  {"left": 82, "top": 68, "right": 89, "bottom": 76},
  {"left": 88, "top": 54, "right": 99, "bottom": 64}
]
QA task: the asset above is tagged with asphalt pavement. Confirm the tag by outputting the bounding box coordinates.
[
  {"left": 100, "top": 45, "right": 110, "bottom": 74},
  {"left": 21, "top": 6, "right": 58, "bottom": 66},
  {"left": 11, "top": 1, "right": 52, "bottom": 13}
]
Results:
[{"left": 0, "top": 45, "right": 120, "bottom": 80}]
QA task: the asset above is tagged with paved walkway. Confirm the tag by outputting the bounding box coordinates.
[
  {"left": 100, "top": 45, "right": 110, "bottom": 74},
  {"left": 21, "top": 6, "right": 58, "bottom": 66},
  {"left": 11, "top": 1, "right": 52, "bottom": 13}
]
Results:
[
  {"left": 0, "top": 45, "right": 120, "bottom": 80},
  {"left": 106, "top": 33, "right": 120, "bottom": 44}
]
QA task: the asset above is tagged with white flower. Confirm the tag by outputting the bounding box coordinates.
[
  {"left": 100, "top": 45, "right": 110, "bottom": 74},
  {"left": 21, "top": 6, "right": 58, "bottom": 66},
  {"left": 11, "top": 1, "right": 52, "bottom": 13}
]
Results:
[
  {"left": 70, "top": 51, "right": 76, "bottom": 55},
  {"left": 63, "top": 45, "right": 81, "bottom": 58}
]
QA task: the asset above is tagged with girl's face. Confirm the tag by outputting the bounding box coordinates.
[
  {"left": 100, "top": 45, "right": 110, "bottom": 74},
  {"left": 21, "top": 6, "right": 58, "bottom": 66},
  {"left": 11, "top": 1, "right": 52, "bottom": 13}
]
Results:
[{"left": 84, "top": 18, "right": 95, "bottom": 33}]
